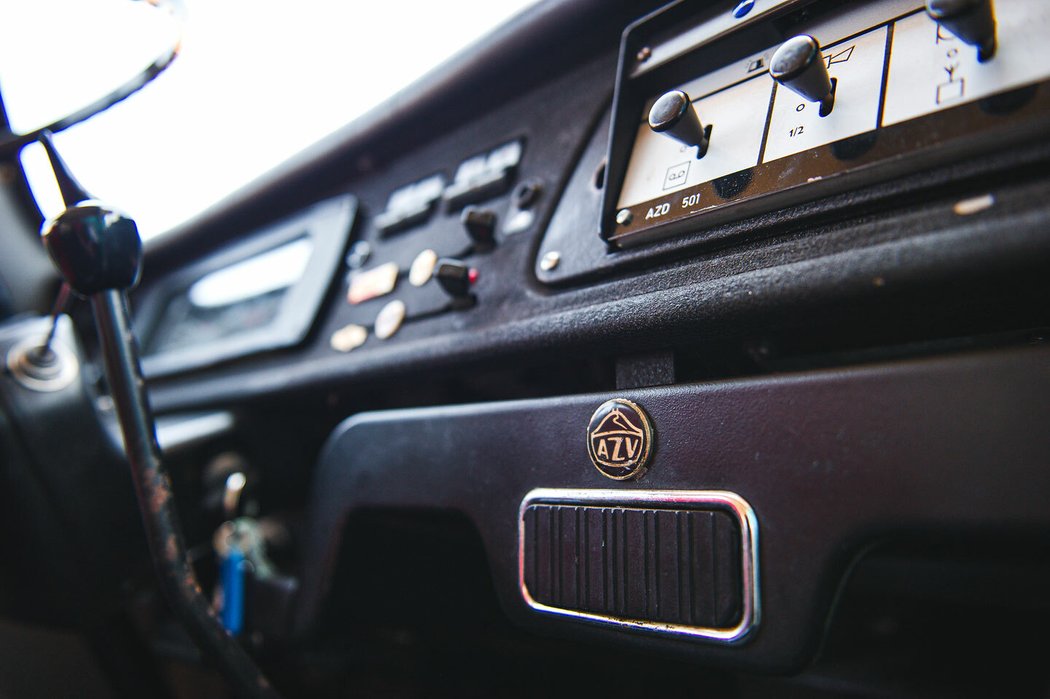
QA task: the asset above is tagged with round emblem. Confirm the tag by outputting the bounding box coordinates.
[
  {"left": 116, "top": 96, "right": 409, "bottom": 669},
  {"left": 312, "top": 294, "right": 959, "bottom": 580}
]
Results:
[{"left": 586, "top": 398, "right": 654, "bottom": 480}]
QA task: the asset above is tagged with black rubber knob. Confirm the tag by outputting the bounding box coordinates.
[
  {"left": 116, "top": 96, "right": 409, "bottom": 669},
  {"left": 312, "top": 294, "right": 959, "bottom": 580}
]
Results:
[
  {"left": 926, "top": 0, "right": 997, "bottom": 62},
  {"left": 648, "top": 90, "right": 709, "bottom": 155},
  {"left": 43, "top": 203, "right": 143, "bottom": 296},
  {"left": 461, "top": 206, "right": 497, "bottom": 249},
  {"left": 771, "top": 35, "right": 835, "bottom": 113},
  {"left": 434, "top": 258, "right": 474, "bottom": 299},
  {"left": 37, "top": 132, "right": 142, "bottom": 296}
]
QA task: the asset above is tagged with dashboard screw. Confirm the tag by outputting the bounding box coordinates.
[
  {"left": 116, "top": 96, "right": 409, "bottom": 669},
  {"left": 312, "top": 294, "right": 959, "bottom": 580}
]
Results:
[
  {"left": 636, "top": 46, "right": 652, "bottom": 63},
  {"left": 346, "top": 241, "right": 372, "bottom": 270},
  {"left": 540, "top": 251, "right": 561, "bottom": 272},
  {"left": 616, "top": 209, "right": 633, "bottom": 225}
]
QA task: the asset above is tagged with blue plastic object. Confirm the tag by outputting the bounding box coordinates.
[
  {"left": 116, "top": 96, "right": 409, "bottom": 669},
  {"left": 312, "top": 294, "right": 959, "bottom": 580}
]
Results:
[
  {"left": 733, "top": 0, "right": 756, "bottom": 19},
  {"left": 220, "top": 547, "right": 246, "bottom": 635}
]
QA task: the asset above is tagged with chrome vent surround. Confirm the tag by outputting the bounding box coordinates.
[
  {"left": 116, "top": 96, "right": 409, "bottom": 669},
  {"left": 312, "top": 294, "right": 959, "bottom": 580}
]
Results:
[{"left": 518, "top": 489, "right": 759, "bottom": 643}]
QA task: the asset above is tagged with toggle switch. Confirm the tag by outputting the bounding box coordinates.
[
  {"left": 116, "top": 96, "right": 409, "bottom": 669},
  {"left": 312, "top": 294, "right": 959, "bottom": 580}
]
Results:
[
  {"left": 771, "top": 35, "right": 836, "bottom": 117},
  {"left": 648, "top": 90, "right": 710, "bottom": 158},
  {"left": 434, "top": 258, "right": 478, "bottom": 308},
  {"left": 925, "top": 0, "right": 996, "bottom": 63},
  {"left": 461, "top": 206, "right": 497, "bottom": 250}
]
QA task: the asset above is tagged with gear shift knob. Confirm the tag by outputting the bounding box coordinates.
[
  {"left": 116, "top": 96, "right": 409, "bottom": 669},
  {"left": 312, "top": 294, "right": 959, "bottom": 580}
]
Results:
[
  {"left": 38, "top": 133, "right": 142, "bottom": 295},
  {"left": 42, "top": 202, "right": 142, "bottom": 296}
]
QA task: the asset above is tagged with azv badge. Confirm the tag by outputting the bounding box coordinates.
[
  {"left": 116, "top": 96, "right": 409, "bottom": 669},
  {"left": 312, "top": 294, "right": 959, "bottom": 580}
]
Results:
[{"left": 586, "top": 398, "right": 654, "bottom": 480}]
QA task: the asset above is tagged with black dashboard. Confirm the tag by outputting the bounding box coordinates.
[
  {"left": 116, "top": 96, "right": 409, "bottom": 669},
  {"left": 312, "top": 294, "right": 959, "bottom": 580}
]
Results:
[{"left": 3, "top": 0, "right": 1050, "bottom": 697}]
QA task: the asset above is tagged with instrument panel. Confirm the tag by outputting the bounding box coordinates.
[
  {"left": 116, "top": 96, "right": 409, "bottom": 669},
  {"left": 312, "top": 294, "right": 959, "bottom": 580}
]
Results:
[
  {"left": 600, "top": 0, "right": 1050, "bottom": 247},
  {"left": 138, "top": 195, "right": 356, "bottom": 377}
]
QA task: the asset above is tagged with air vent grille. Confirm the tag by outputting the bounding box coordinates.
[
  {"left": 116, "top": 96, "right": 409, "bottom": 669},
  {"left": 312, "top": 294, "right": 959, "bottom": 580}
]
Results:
[{"left": 521, "top": 503, "right": 742, "bottom": 630}]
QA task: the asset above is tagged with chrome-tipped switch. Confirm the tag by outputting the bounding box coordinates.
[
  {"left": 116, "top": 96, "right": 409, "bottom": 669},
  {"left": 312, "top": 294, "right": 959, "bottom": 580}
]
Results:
[
  {"left": 926, "top": 0, "right": 997, "bottom": 62},
  {"left": 771, "top": 34, "right": 836, "bottom": 116},
  {"left": 648, "top": 90, "right": 710, "bottom": 157}
]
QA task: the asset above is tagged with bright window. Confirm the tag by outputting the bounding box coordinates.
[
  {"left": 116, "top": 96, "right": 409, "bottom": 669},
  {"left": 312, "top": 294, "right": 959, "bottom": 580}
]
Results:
[{"left": 6, "top": 0, "right": 537, "bottom": 240}]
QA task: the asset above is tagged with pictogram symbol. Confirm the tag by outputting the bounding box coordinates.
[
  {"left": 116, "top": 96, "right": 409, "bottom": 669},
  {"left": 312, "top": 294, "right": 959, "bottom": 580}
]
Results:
[
  {"left": 663, "top": 161, "right": 690, "bottom": 190},
  {"left": 824, "top": 44, "right": 855, "bottom": 68}
]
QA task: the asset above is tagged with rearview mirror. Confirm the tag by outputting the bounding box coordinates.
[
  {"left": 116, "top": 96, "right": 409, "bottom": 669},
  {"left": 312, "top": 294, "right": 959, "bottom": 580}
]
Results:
[{"left": 0, "top": 0, "right": 184, "bottom": 156}]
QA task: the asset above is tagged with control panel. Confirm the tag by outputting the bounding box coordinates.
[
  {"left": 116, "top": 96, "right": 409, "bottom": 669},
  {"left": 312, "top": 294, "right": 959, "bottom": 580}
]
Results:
[
  {"left": 326, "top": 138, "right": 544, "bottom": 354},
  {"left": 599, "top": 0, "right": 1050, "bottom": 247}
]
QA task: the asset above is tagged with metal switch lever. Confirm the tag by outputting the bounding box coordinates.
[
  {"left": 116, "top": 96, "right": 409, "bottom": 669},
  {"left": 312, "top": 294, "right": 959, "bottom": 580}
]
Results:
[
  {"left": 926, "top": 0, "right": 997, "bottom": 62},
  {"left": 223, "top": 471, "right": 248, "bottom": 520},
  {"left": 771, "top": 34, "right": 836, "bottom": 116},
  {"left": 648, "top": 90, "right": 710, "bottom": 157}
]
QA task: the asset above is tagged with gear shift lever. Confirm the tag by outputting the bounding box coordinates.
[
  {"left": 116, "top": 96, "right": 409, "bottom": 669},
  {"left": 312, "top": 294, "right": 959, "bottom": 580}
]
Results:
[{"left": 37, "top": 132, "right": 281, "bottom": 699}]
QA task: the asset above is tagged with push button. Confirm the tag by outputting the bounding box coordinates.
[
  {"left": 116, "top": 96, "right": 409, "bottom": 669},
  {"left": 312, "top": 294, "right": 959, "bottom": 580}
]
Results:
[
  {"left": 443, "top": 140, "right": 523, "bottom": 209},
  {"left": 330, "top": 324, "right": 367, "bottom": 352},
  {"left": 375, "top": 174, "right": 445, "bottom": 235},
  {"left": 374, "top": 300, "right": 406, "bottom": 340},
  {"left": 347, "top": 262, "right": 398, "bottom": 305},
  {"left": 409, "top": 249, "right": 438, "bottom": 287}
]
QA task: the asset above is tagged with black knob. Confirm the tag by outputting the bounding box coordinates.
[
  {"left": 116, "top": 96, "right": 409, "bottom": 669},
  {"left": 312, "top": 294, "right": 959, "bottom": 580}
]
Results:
[
  {"left": 43, "top": 204, "right": 142, "bottom": 296},
  {"left": 771, "top": 35, "right": 836, "bottom": 116},
  {"left": 926, "top": 0, "right": 996, "bottom": 62},
  {"left": 37, "top": 132, "right": 142, "bottom": 296},
  {"left": 648, "top": 90, "right": 709, "bottom": 157},
  {"left": 434, "top": 258, "right": 477, "bottom": 308},
  {"left": 461, "top": 206, "right": 497, "bottom": 250}
]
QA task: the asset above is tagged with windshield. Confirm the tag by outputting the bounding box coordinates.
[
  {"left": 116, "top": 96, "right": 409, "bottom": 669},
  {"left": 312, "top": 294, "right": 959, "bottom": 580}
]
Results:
[{"left": 10, "top": 0, "right": 536, "bottom": 241}]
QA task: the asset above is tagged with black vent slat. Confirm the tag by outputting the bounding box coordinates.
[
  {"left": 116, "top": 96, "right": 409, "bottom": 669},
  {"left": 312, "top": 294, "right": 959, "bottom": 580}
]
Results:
[
  {"left": 689, "top": 509, "right": 712, "bottom": 626},
  {"left": 523, "top": 503, "right": 742, "bottom": 629},
  {"left": 625, "top": 508, "right": 646, "bottom": 617},
  {"left": 523, "top": 507, "right": 537, "bottom": 603},
  {"left": 656, "top": 510, "right": 679, "bottom": 620},
  {"left": 712, "top": 508, "right": 743, "bottom": 627},
  {"left": 585, "top": 508, "right": 603, "bottom": 611}
]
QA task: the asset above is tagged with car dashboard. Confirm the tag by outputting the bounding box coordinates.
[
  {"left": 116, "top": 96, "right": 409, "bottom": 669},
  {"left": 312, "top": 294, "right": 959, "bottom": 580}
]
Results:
[{"left": 1, "top": 1, "right": 1049, "bottom": 697}]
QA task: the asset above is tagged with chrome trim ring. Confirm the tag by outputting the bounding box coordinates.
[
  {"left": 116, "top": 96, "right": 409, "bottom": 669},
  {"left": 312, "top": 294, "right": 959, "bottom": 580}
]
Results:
[{"left": 6, "top": 336, "right": 79, "bottom": 393}]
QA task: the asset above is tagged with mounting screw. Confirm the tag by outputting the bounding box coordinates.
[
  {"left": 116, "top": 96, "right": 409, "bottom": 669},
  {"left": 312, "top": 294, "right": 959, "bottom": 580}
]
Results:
[
  {"left": 540, "top": 251, "right": 561, "bottom": 272},
  {"left": 636, "top": 46, "right": 652, "bottom": 63},
  {"left": 616, "top": 209, "right": 633, "bottom": 225},
  {"left": 345, "top": 241, "right": 372, "bottom": 270}
]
